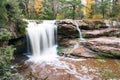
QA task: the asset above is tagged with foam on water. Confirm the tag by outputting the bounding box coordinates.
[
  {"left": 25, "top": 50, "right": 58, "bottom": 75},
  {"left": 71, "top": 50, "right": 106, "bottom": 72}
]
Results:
[
  {"left": 28, "top": 56, "right": 97, "bottom": 80},
  {"left": 26, "top": 20, "right": 97, "bottom": 80},
  {"left": 74, "top": 21, "right": 85, "bottom": 42},
  {"left": 26, "top": 20, "right": 58, "bottom": 62}
]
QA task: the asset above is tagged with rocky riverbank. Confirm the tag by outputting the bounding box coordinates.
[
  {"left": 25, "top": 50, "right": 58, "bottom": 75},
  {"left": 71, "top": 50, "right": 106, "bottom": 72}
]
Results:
[
  {"left": 57, "top": 19, "right": 120, "bottom": 58},
  {"left": 14, "top": 19, "right": 120, "bottom": 80}
]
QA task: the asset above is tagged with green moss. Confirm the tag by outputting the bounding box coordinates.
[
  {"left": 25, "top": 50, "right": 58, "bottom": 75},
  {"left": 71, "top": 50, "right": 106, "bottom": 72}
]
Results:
[
  {"left": 95, "top": 51, "right": 115, "bottom": 59},
  {"left": 26, "top": 72, "right": 48, "bottom": 80},
  {"left": 82, "top": 33, "right": 92, "bottom": 38},
  {"left": 57, "top": 47, "right": 63, "bottom": 53},
  {"left": 95, "top": 24, "right": 100, "bottom": 29},
  {"left": 95, "top": 55, "right": 105, "bottom": 59},
  {"left": 100, "top": 69, "right": 118, "bottom": 79}
]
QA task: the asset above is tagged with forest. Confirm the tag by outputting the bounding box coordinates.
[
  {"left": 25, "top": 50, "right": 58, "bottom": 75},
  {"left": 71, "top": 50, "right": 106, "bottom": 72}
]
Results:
[{"left": 0, "top": 0, "right": 120, "bottom": 80}]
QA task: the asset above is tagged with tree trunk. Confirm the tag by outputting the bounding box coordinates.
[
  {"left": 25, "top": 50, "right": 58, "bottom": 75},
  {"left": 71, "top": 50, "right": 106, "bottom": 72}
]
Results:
[
  {"left": 72, "top": 5, "right": 75, "bottom": 20},
  {"left": 101, "top": 0, "right": 105, "bottom": 18}
]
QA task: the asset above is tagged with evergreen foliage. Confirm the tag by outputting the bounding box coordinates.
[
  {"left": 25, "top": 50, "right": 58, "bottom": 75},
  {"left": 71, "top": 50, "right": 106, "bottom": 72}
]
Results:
[
  {"left": 16, "top": 0, "right": 120, "bottom": 19},
  {"left": 0, "top": 0, "right": 8, "bottom": 28},
  {"left": 39, "top": 0, "right": 55, "bottom": 20},
  {"left": 91, "top": 0, "right": 120, "bottom": 18},
  {"left": 59, "top": 0, "right": 84, "bottom": 19},
  {"left": 0, "top": 29, "right": 11, "bottom": 40},
  {"left": 0, "top": 0, "right": 26, "bottom": 80}
]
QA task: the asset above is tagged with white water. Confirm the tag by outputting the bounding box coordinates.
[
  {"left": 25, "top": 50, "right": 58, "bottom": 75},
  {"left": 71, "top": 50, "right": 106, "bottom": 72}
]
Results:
[
  {"left": 25, "top": 20, "right": 98, "bottom": 80},
  {"left": 74, "top": 21, "right": 85, "bottom": 41},
  {"left": 26, "top": 20, "right": 58, "bottom": 62}
]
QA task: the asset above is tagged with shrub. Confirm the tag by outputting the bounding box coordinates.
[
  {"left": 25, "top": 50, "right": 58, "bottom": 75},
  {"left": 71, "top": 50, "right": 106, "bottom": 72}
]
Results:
[
  {"left": 0, "top": 28, "right": 11, "bottom": 40},
  {"left": 0, "top": 46, "right": 15, "bottom": 79}
]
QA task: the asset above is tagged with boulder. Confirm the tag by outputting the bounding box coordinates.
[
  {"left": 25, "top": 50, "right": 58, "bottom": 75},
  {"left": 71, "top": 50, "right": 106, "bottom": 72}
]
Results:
[
  {"left": 72, "top": 44, "right": 96, "bottom": 58},
  {"left": 57, "top": 20, "right": 79, "bottom": 38}
]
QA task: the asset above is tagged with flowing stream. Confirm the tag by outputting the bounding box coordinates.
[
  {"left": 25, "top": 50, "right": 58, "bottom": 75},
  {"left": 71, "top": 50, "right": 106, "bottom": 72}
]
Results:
[
  {"left": 26, "top": 20, "right": 58, "bottom": 62},
  {"left": 25, "top": 20, "right": 92, "bottom": 79},
  {"left": 74, "top": 21, "right": 85, "bottom": 41},
  {"left": 23, "top": 20, "right": 120, "bottom": 80}
]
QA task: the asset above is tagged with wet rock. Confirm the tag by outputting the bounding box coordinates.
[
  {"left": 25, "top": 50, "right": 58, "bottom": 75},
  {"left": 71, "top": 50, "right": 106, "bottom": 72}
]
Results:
[
  {"left": 58, "top": 38, "right": 96, "bottom": 58},
  {"left": 62, "top": 37, "right": 120, "bottom": 58},
  {"left": 57, "top": 20, "right": 120, "bottom": 39},
  {"left": 82, "top": 28, "right": 120, "bottom": 38},
  {"left": 57, "top": 20, "right": 79, "bottom": 38},
  {"left": 81, "top": 37, "right": 120, "bottom": 58},
  {"left": 21, "top": 57, "right": 120, "bottom": 80},
  {"left": 72, "top": 44, "right": 96, "bottom": 58}
]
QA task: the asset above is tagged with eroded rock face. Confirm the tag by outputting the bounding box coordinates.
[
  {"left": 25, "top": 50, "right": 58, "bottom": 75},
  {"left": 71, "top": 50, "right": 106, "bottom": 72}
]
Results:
[
  {"left": 57, "top": 20, "right": 79, "bottom": 38},
  {"left": 58, "top": 37, "right": 120, "bottom": 58},
  {"left": 72, "top": 45, "right": 96, "bottom": 58},
  {"left": 80, "top": 37, "right": 120, "bottom": 58},
  {"left": 82, "top": 28, "right": 120, "bottom": 38},
  {"left": 57, "top": 20, "right": 120, "bottom": 39}
]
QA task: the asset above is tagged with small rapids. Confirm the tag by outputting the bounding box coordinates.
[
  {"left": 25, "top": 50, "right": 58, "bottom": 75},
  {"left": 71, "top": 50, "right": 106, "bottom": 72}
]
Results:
[
  {"left": 25, "top": 20, "right": 98, "bottom": 80},
  {"left": 26, "top": 57, "right": 100, "bottom": 80}
]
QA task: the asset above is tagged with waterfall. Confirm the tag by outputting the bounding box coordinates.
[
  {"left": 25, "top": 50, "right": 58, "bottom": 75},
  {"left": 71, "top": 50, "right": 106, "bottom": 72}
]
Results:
[
  {"left": 74, "top": 21, "right": 85, "bottom": 41},
  {"left": 26, "top": 20, "right": 58, "bottom": 62}
]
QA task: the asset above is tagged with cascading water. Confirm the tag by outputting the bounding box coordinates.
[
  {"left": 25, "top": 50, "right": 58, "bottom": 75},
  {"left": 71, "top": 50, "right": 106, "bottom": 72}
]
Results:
[
  {"left": 26, "top": 20, "right": 58, "bottom": 62},
  {"left": 74, "top": 21, "right": 85, "bottom": 41},
  {"left": 25, "top": 20, "right": 97, "bottom": 80}
]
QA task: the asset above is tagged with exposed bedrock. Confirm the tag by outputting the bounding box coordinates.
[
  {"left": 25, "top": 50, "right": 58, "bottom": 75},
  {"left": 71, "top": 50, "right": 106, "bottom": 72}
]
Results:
[
  {"left": 62, "top": 37, "right": 120, "bottom": 58},
  {"left": 57, "top": 20, "right": 120, "bottom": 39},
  {"left": 57, "top": 20, "right": 120, "bottom": 58},
  {"left": 80, "top": 37, "right": 120, "bottom": 58}
]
